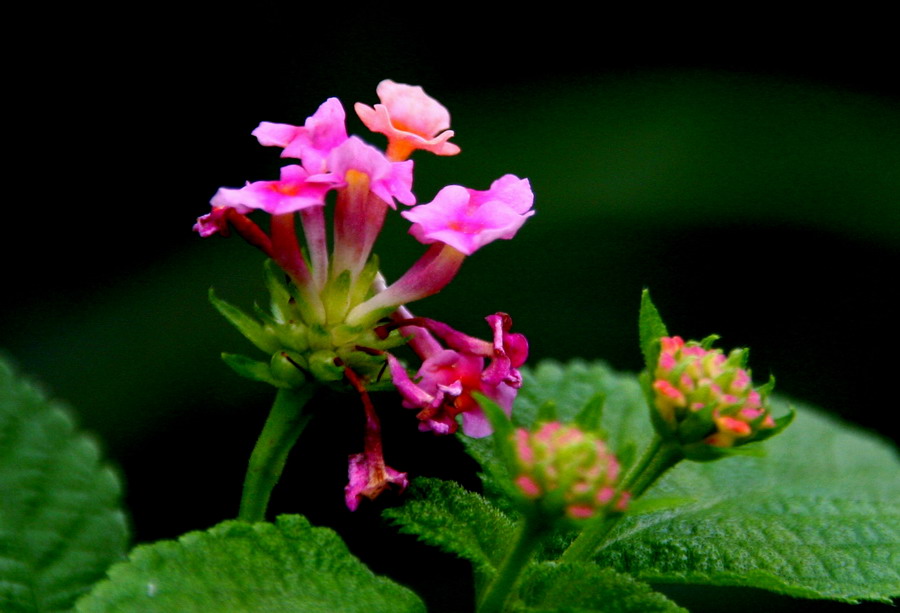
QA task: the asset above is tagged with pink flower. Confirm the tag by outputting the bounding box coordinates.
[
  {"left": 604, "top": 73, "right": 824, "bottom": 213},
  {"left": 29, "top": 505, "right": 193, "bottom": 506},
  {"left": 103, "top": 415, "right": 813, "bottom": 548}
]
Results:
[
  {"left": 355, "top": 80, "right": 460, "bottom": 160},
  {"left": 402, "top": 175, "right": 534, "bottom": 255},
  {"left": 389, "top": 350, "right": 515, "bottom": 437},
  {"left": 345, "top": 452, "right": 409, "bottom": 512},
  {"left": 325, "top": 136, "right": 415, "bottom": 208},
  {"left": 252, "top": 97, "right": 348, "bottom": 173},
  {"left": 386, "top": 313, "right": 527, "bottom": 437},
  {"left": 652, "top": 336, "right": 778, "bottom": 451},
  {"left": 214, "top": 165, "right": 335, "bottom": 216}
]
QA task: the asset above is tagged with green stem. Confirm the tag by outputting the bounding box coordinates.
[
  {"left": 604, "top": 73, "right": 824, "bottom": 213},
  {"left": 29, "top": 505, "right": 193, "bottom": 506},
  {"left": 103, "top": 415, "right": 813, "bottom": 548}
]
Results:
[
  {"left": 477, "top": 514, "right": 547, "bottom": 613},
  {"left": 560, "top": 436, "right": 682, "bottom": 562},
  {"left": 238, "top": 385, "right": 318, "bottom": 523}
]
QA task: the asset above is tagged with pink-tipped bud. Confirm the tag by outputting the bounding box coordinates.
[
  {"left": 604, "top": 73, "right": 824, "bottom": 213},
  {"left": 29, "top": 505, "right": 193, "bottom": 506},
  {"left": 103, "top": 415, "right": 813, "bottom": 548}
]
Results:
[
  {"left": 510, "top": 422, "right": 626, "bottom": 521},
  {"left": 652, "top": 336, "right": 777, "bottom": 455}
]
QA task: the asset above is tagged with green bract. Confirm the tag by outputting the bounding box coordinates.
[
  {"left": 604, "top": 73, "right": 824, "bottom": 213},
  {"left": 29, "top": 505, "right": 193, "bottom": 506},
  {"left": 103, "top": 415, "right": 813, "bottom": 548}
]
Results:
[{"left": 209, "top": 260, "right": 407, "bottom": 391}]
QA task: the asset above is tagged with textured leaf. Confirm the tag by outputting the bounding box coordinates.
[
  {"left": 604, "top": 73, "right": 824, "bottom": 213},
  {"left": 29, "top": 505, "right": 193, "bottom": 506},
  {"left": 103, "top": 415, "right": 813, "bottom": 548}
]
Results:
[
  {"left": 467, "top": 360, "right": 900, "bottom": 603},
  {"left": 76, "top": 514, "right": 425, "bottom": 613},
  {"left": 383, "top": 478, "right": 515, "bottom": 581},
  {"left": 515, "top": 561, "right": 687, "bottom": 612},
  {"left": 0, "top": 357, "right": 128, "bottom": 613}
]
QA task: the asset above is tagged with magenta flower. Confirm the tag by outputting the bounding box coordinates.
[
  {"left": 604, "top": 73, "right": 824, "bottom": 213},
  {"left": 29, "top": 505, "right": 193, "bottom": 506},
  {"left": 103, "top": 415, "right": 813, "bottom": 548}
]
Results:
[
  {"left": 325, "top": 136, "right": 415, "bottom": 208},
  {"left": 355, "top": 79, "right": 460, "bottom": 161},
  {"left": 211, "top": 165, "right": 336, "bottom": 216},
  {"left": 386, "top": 313, "right": 527, "bottom": 437},
  {"left": 252, "top": 97, "right": 348, "bottom": 173},
  {"left": 403, "top": 174, "right": 534, "bottom": 255}
]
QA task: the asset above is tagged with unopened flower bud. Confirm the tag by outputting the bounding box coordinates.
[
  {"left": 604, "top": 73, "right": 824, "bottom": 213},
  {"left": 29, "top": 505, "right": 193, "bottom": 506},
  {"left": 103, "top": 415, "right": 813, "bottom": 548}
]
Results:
[
  {"left": 510, "top": 422, "right": 626, "bottom": 521},
  {"left": 652, "top": 336, "right": 778, "bottom": 458}
]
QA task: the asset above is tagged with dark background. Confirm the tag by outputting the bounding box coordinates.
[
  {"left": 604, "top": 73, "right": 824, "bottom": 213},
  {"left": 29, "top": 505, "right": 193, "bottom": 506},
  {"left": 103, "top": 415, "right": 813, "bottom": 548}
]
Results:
[{"left": 3, "top": 9, "right": 897, "bottom": 612}]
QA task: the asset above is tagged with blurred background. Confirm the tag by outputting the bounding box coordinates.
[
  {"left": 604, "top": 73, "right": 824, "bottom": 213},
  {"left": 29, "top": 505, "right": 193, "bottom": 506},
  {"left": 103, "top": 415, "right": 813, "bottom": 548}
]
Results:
[{"left": 3, "top": 8, "right": 897, "bottom": 612}]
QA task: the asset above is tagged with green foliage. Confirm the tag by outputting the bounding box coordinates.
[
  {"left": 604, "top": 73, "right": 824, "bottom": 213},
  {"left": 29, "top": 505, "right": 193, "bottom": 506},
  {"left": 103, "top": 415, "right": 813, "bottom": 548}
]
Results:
[
  {"left": 383, "top": 478, "right": 516, "bottom": 584},
  {"left": 0, "top": 357, "right": 128, "bottom": 613},
  {"left": 514, "top": 562, "right": 687, "bottom": 612},
  {"left": 76, "top": 515, "right": 425, "bottom": 613},
  {"left": 478, "top": 361, "right": 899, "bottom": 604},
  {"left": 638, "top": 290, "right": 668, "bottom": 372}
]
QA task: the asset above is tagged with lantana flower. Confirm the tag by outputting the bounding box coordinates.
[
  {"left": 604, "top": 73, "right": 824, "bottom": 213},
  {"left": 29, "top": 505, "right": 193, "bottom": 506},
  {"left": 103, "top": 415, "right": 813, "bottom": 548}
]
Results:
[
  {"left": 652, "top": 336, "right": 784, "bottom": 458},
  {"left": 355, "top": 79, "right": 460, "bottom": 161},
  {"left": 402, "top": 174, "right": 535, "bottom": 256},
  {"left": 387, "top": 313, "right": 528, "bottom": 437},
  {"left": 252, "top": 97, "right": 348, "bottom": 173},
  {"left": 511, "top": 422, "right": 627, "bottom": 521},
  {"left": 195, "top": 80, "right": 533, "bottom": 509}
]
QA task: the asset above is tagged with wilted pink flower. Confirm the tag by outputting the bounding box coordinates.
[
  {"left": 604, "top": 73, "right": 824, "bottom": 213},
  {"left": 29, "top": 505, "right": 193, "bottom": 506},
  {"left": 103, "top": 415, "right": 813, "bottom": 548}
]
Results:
[
  {"left": 355, "top": 79, "right": 460, "bottom": 160},
  {"left": 345, "top": 452, "right": 409, "bottom": 512},
  {"left": 403, "top": 175, "right": 534, "bottom": 255}
]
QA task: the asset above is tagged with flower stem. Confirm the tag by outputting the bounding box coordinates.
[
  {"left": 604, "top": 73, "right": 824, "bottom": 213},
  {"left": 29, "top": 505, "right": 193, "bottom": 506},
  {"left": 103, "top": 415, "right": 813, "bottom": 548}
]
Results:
[
  {"left": 238, "top": 385, "right": 318, "bottom": 523},
  {"left": 477, "top": 514, "right": 547, "bottom": 613},
  {"left": 560, "top": 436, "right": 682, "bottom": 562}
]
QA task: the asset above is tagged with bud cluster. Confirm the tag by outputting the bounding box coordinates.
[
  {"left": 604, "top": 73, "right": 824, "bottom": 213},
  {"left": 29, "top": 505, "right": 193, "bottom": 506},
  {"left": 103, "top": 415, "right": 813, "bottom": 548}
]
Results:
[
  {"left": 652, "top": 336, "right": 776, "bottom": 451},
  {"left": 511, "top": 422, "right": 626, "bottom": 521}
]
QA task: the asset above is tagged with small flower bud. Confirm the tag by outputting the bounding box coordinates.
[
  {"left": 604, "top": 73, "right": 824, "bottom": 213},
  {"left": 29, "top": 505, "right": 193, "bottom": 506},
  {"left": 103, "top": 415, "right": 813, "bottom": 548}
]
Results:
[
  {"left": 510, "top": 422, "right": 626, "bottom": 521},
  {"left": 652, "top": 336, "right": 777, "bottom": 458}
]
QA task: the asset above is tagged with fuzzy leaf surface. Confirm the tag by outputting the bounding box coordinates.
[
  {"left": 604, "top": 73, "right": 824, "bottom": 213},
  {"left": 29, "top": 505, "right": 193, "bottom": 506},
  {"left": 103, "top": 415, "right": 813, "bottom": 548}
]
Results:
[
  {"left": 76, "top": 515, "right": 424, "bottom": 613},
  {"left": 0, "top": 357, "right": 128, "bottom": 613},
  {"left": 466, "top": 360, "right": 900, "bottom": 603},
  {"left": 383, "top": 477, "right": 515, "bottom": 581},
  {"left": 514, "top": 561, "right": 687, "bottom": 612}
]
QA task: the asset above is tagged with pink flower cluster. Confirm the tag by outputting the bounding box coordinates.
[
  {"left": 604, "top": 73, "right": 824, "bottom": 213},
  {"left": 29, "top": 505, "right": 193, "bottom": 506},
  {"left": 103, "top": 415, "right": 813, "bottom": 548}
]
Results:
[
  {"left": 653, "top": 336, "right": 776, "bottom": 448},
  {"left": 387, "top": 313, "right": 528, "bottom": 438},
  {"left": 196, "top": 80, "right": 534, "bottom": 510},
  {"left": 511, "top": 422, "right": 627, "bottom": 521}
]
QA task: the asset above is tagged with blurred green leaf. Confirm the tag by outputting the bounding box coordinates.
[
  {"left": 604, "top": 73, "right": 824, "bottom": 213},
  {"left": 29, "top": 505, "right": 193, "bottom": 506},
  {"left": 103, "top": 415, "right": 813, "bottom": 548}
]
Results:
[
  {"left": 77, "top": 515, "right": 425, "bottom": 613},
  {"left": 0, "top": 357, "right": 128, "bottom": 613}
]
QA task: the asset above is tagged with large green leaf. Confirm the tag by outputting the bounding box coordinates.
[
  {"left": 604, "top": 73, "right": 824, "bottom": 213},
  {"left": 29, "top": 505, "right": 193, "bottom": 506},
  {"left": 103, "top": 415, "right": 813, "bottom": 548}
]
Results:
[
  {"left": 0, "top": 357, "right": 128, "bottom": 613},
  {"left": 466, "top": 360, "right": 900, "bottom": 604},
  {"left": 515, "top": 562, "right": 687, "bottom": 612},
  {"left": 76, "top": 515, "right": 425, "bottom": 612}
]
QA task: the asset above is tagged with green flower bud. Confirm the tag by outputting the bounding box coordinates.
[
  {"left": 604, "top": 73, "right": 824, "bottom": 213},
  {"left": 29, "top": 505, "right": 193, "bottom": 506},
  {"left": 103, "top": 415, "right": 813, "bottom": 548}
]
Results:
[{"left": 511, "top": 422, "right": 626, "bottom": 522}]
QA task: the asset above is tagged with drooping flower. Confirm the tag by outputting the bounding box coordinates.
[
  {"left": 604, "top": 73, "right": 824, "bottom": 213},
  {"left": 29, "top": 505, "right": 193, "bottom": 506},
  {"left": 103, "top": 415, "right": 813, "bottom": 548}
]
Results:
[
  {"left": 652, "top": 336, "right": 779, "bottom": 456},
  {"left": 355, "top": 79, "right": 460, "bottom": 161},
  {"left": 403, "top": 174, "right": 534, "bottom": 255},
  {"left": 511, "top": 422, "right": 627, "bottom": 521}
]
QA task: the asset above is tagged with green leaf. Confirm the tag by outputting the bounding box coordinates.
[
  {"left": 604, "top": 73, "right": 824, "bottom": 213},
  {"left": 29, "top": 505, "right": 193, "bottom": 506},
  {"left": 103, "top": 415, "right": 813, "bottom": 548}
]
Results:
[
  {"left": 514, "top": 561, "right": 687, "bottom": 612},
  {"left": 383, "top": 478, "right": 515, "bottom": 583},
  {"left": 638, "top": 290, "right": 669, "bottom": 371},
  {"left": 77, "top": 515, "right": 425, "bottom": 613},
  {"left": 0, "top": 357, "right": 128, "bottom": 613},
  {"left": 493, "top": 360, "right": 899, "bottom": 604},
  {"left": 208, "top": 288, "right": 279, "bottom": 354},
  {"left": 220, "top": 353, "right": 287, "bottom": 388}
]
